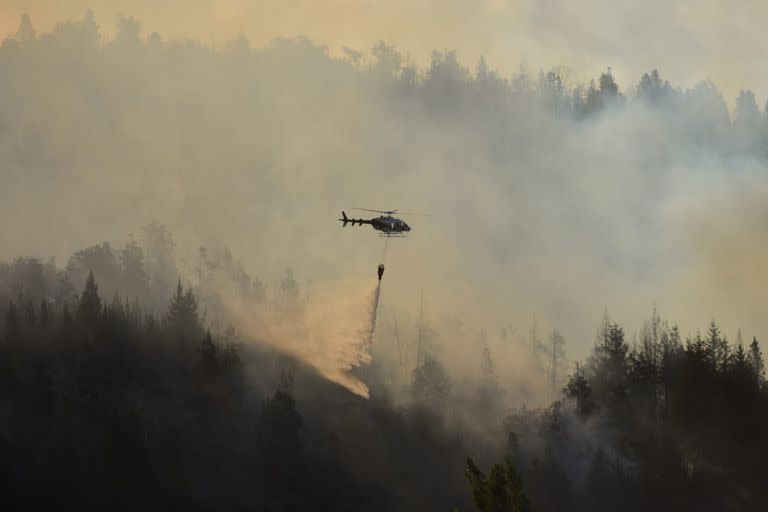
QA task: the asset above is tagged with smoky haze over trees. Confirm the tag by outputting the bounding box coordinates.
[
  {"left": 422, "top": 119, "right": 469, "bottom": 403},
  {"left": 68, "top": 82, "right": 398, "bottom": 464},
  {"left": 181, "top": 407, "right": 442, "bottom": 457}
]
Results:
[
  {"left": 3, "top": 11, "right": 768, "bottom": 346},
  {"left": 3, "top": 11, "right": 768, "bottom": 511}
]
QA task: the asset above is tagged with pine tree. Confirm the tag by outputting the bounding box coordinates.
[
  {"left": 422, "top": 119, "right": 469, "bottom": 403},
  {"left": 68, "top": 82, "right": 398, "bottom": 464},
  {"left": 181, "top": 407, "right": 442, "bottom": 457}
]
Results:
[
  {"left": 108, "top": 290, "right": 124, "bottom": 320},
  {"left": 279, "top": 267, "right": 300, "bottom": 312},
  {"left": 259, "top": 383, "right": 305, "bottom": 508},
  {"left": 465, "top": 457, "right": 529, "bottom": 512},
  {"left": 142, "top": 222, "right": 177, "bottom": 298},
  {"left": 637, "top": 69, "right": 673, "bottom": 105},
  {"left": 544, "top": 329, "right": 567, "bottom": 403},
  {"left": 588, "top": 321, "right": 629, "bottom": 414},
  {"left": 201, "top": 330, "right": 218, "bottom": 376},
  {"left": 412, "top": 354, "right": 451, "bottom": 404},
  {"left": 630, "top": 307, "right": 666, "bottom": 424},
  {"left": 528, "top": 319, "right": 546, "bottom": 369},
  {"left": 733, "top": 329, "right": 748, "bottom": 375},
  {"left": 478, "top": 340, "right": 500, "bottom": 407},
  {"left": 167, "top": 280, "right": 201, "bottom": 340},
  {"left": 477, "top": 329, "right": 496, "bottom": 381},
  {"left": 77, "top": 271, "right": 101, "bottom": 324},
  {"left": 706, "top": 321, "right": 730, "bottom": 373},
  {"left": 599, "top": 67, "right": 619, "bottom": 97},
  {"left": 584, "top": 69, "right": 622, "bottom": 114},
  {"left": 24, "top": 296, "right": 36, "bottom": 326},
  {"left": 564, "top": 363, "right": 596, "bottom": 417},
  {"left": 734, "top": 90, "right": 761, "bottom": 125},
  {"left": 5, "top": 300, "right": 19, "bottom": 334},
  {"left": 659, "top": 322, "right": 682, "bottom": 417},
  {"left": 481, "top": 345, "right": 496, "bottom": 381},
  {"left": 15, "top": 13, "right": 36, "bottom": 42},
  {"left": 39, "top": 299, "right": 50, "bottom": 327},
  {"left": 475, "top": 55, "right": 489, "bottom": 83},
  {"left": 120, "top": 237, "right": 148, "bottom": 300},
  {"left": 585, "top": 80, "right": 600, "bottom": 114},
  {"left": 60, "top": 303, "right": 73, "bottom": 327},
  {"left": 168, "top": 280, "right": 198, "bottom": 323},
  {"left": 747, "top": 337, "right": 765, "bottom": 387}
]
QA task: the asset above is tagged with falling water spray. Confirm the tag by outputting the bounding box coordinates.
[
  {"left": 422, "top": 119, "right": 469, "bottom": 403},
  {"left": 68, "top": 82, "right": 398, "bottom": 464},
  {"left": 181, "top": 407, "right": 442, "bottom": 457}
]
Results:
[{"left": 218, "top": 277, "right": 383, "bottom": 398}]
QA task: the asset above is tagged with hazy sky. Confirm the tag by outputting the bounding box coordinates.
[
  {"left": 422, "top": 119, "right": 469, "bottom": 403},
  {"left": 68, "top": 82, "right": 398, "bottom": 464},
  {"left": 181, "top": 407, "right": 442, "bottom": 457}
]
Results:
[{"left": 1, "top": 1, "right": 766, "bottom": 104}]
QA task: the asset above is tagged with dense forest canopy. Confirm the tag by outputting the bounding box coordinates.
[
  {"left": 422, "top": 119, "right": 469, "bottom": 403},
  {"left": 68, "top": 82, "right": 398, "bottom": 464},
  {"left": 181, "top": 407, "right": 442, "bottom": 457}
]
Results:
[{"left": 2, "top": 10, "right": 768, "bottom": 511}]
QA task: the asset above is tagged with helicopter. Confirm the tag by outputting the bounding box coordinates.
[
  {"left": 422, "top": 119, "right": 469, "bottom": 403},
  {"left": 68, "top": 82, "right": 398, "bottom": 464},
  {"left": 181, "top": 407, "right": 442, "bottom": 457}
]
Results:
[{"left": 338, "top": 209, "right": 412, "bottom": 237}]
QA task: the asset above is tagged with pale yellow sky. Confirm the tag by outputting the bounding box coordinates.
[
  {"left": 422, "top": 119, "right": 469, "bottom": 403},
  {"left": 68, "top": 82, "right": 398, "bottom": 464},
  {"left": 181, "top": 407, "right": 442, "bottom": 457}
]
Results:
[{"left": 1, "top": 1, "right": 766, "bottom": 104}]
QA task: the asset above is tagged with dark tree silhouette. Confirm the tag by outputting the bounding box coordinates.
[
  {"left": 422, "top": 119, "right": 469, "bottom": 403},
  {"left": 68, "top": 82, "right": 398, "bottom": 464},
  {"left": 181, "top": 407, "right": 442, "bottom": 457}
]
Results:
[
  {"left": 201, "top": 329, "right": 218, "bottom": 376},
  {"left": 748, "top": 337, "right": 765, "bottom": 387},
  {"left": 167, "top": 279, "right": 201, "bottom": 339},
  {"left": 39, "top": 299, "right": 50, "bottom": 327},
  {"left": 637, "top": 69, "right": 675, "bottom": 105},
  {"left": 4, "top": 299, "right": 19, "bottom": 334},
  {"left": 564, "top": 363, "right": 596, "bottom": 417},
  {"left": 15, "top": 13, "right": 36, "bottom": 43},
  {"left": 77, "top": 271, "right": 101, "bottom": 324},
  {"left": 24, "top": 297, "right": 36, "bottom": 326}
]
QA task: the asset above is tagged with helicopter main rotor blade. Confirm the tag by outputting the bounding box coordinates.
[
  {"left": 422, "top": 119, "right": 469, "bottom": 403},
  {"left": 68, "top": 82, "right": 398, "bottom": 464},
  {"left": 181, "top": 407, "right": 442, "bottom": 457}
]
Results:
[
  {"left": 349, "top": 207, "right": 430, "bottom": 216},
  {"left": 393, "top": 211, "right": 431, "bottom": 216},
  {"left": 351, "top": 208, "right": 398, "bottom": 214}
]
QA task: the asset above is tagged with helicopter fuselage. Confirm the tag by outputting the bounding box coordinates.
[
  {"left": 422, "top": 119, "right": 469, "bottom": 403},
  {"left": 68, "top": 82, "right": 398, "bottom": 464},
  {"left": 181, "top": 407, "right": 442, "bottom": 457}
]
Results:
[
  {"left": 339, "top": 211, "right": 411, "bottom": 236},
  {"left": 371, "top": 215, "right": 411, "bottom": 234}
]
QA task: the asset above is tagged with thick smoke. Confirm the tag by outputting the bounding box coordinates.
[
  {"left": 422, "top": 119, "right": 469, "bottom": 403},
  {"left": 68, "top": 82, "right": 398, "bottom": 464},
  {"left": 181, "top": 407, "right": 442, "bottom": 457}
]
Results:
[
  {"left": 1, "top": 10, "right": 767, "bottom": 384},
  {"left": 2, "top": 1, "right": 767, "bottom": 100}
]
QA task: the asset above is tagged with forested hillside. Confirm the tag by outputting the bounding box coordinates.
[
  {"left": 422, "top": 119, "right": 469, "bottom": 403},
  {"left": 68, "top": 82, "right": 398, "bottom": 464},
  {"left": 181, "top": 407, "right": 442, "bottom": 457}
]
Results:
[{"left": 1, "top": 235, "right": 766, "bottom": 511}]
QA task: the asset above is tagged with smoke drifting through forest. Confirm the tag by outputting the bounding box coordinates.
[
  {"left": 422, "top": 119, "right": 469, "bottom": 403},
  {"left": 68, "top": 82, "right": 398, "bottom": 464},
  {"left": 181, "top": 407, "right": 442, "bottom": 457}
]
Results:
[
  {"left": 2, "top": 1, "right": 767, "bottom": 102},
  {"left": 4, "top": 11, "right": 768, "bottom": 355}
]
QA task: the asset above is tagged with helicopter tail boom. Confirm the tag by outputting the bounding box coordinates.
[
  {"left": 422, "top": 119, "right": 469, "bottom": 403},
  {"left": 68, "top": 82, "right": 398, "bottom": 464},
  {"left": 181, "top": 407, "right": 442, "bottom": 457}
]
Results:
[{"left": 338, "top": 211, "right": 371, "bottom": 227}]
